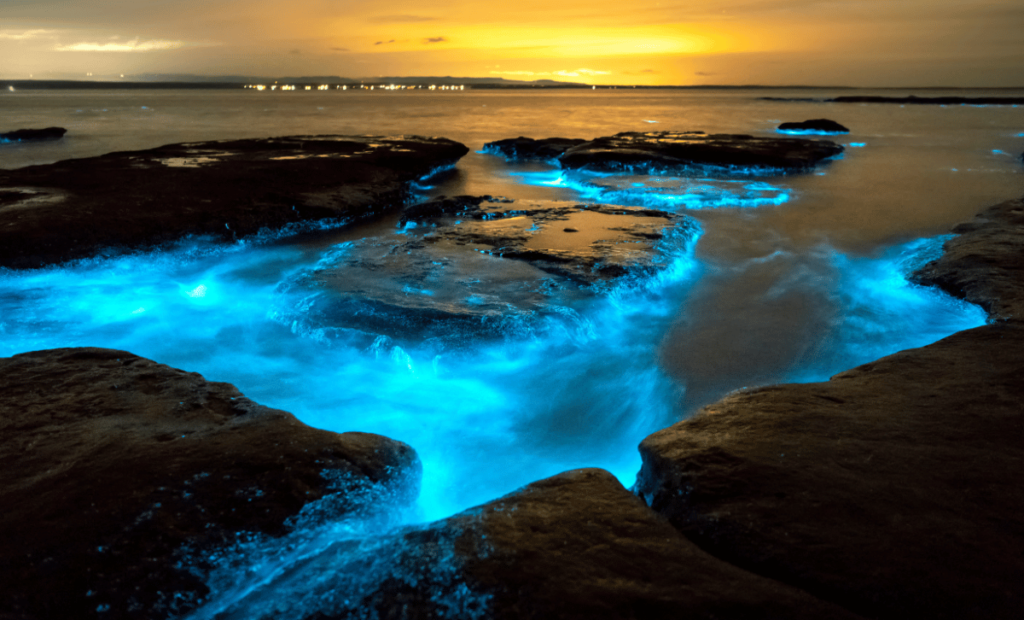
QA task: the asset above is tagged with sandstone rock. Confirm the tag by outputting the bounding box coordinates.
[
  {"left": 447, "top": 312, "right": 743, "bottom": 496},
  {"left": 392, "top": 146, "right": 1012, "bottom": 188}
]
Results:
[
  {"left": 776, "top": 119, "right": 850, "bottom": 134},
  {"left": 0, "top": 135, "right": 468, "bottom": 269},
  {"left": 293, "top": 469, "right": 860, "bottom": 619},
  {"left": 0, "top": 127, "right": 67, "bottom": 142},
  {"left": 636, "top": 322, "right": 1024, "bottom": 620},
  {"left": 558, "top": 131, "right": 843, "bottom": 174},
  {"left": 0, "top": 347, "right": 420, "bottom": 620},
  {"left": 913, "top": 195, "right": 1024, "bottom": 319},
  {"left": 482, "top": 136, "right": 588, "bottom": 160}
]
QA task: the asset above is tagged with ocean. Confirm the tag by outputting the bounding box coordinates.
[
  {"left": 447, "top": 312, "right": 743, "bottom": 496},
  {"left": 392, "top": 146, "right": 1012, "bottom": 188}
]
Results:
[{"left": 1, "top": 87, "right": 1022, "bottom": 615}]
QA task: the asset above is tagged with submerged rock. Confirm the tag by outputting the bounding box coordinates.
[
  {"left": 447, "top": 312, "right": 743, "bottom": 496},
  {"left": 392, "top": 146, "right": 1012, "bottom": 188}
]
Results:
[
  {"left": 482, "top": 136, "right": 588, "bottom": 160},
  {"left": 0, "top": 135, "right": 469, "bottom": 269},
  {"left": 0, "top": 127, "right": 67, "bottom": 142},
  {"left": 776, "top": 119, "right": 850, "bottom": 134},
  {"left": 0, "top": 347, "right": 420, "bottom": 620},
  {"left": 274, "top": 195, "right": 699, "bottom": 349},
  {"left": 558, "top": 131, "right": 843, "bottom": 173}
]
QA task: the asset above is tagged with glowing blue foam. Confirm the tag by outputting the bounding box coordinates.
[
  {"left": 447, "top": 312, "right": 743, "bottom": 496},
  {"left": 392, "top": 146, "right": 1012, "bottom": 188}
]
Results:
[
  {"left": 848, "top": 142, "right": 866, "bottom": 148},
  {"left": 776, "top": 129, "right": 848, "bottom": 136}
]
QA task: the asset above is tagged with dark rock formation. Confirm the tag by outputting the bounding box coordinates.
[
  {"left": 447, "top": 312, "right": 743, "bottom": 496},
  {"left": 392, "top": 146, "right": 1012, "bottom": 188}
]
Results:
[
  {"left": 0, "top": 347, "right": 420, "bottom": 620},
  {"left": 557, "top": 131, "right": 843, "bottom": 173},
  {"left": 297, "top": 469, "right": 859, "bottom": 619},
  {"left": 482, "top": 136, "right": 588, "bottom": 160},
  {"left": 830, "top": 95, "right": 1024, "bottom": 105},
  {"left": 776, "top": 119, "right": 850, "bottom": 134},
  {"left": 0, "top": 135, "right": 469, "bottom": 269},
  {"left": 637, "top": 194, "right": 1024, "bottom": 619},
  {"left": 274, "top": 195, "right": 699, "bottom": 349},
  {"left": 913, "top": 196, "right": 1024, "bottom": 320},
  {"left": 0, "top": 127, "right": 67, "bottom": 142}
]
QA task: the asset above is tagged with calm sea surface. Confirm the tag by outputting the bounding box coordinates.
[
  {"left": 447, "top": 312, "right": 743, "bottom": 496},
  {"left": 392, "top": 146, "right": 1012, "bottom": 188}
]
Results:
[{"left": 1, "top": 88, "right": 1022, "bottom": 614}]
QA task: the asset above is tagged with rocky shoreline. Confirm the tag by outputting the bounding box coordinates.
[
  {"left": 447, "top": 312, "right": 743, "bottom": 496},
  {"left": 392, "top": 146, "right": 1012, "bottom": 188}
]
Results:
[{"left": 1, "top": 132, "right": 1022, "bottom": 618}]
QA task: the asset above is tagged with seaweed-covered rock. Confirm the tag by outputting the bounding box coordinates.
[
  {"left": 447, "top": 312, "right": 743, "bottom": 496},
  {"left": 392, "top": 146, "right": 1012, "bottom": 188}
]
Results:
[
  {"left": 482, "top": 136, "right": 588, "bottom": 160},
  {"left": 0, "top": 127, "right": 67, "bottom": 142},
  {"left": 636, "top": 322, "right": 1024, "bottom": 620},
  {"left": 558, "top": 131, "right": 843, "bottom": 173},
  {"left": 0, "top": 347, "right": 420, "bottom": 620},
  {"left": 0, "top": 135, "right": 469, "bottom": 269},
  {"left": 776, "top": 119, "right": 850, "bottom": 134}
]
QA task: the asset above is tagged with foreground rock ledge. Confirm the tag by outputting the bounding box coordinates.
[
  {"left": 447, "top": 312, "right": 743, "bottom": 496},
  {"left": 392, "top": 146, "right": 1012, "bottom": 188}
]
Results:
[
  {"left": 0, "top": 134, "right": 469, "bottom": 269},
  {"left": 319, "top": 469, "right": 858, "bottom": 619},
  {"left": 0, "top": 347, "right": 420, "bottom": 620}
]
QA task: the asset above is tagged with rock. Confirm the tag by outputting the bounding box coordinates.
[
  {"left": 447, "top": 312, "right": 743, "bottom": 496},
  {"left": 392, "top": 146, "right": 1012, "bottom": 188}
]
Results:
[
  {"left": 274, "top": 195, "right": 700, "bottom": 349},
  {"left": 0, "top": 135, "right": 469, "bottom": 269},
  {"left": 776, "top": 119, "right": 850, "bottom": 134},
  {"left": 0, "top": 127, "right": 67, "bottom": 142},
  {"left": 913, "top": 196, "right": 1024, "bottom": 319},
  {"left": 0, "top": 347, "right": 420, "bottom": 620},
  {"left": 558, "top": 131, "right": 843, "bottom": 174},
  {"left": 261, "top": 469, "right": 859, "bottom": 619},
  {"left": 482, "top": 136, "right": 588, "bottom": 160},
  {"left": 636, "top": 322, "right": 1024, "bottom": 620}
]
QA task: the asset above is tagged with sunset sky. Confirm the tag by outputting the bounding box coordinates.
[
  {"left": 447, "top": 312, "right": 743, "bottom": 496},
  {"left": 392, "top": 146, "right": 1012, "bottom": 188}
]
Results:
[{"left": 2, "top": 0, "right": 1022, "bottom": 86}]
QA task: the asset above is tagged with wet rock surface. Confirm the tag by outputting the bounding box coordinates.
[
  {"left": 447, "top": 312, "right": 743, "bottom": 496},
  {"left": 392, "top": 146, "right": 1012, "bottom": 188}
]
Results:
[
  {"left": 0, "top": 134, "right": 468, "bottom": 269},
  {"left": 914, "top": 196, "right": 1024, "bottom": 319},
  {"left": 777, "top": 119, "right": 850, "bottom": 133},
  {"left": 0, "top": 127, "right": 67, "bottom": 142},
  {"left": 275, "top": 195, "right": 699, "bottom": 349},
  {"left": 482, "top": 136, "right": 588, "bottom": 160},
  {"left": 637, "top": 195, "right": 1024, "bottom": 619},
  {"left": 337, "top": 469, "right": 862, "bottom": 619},
  {"left": 0, "top": 347, "right": 420, "bottom": 620},
  {"left": 557, "top": 131, "right": 843, "bottom": 173}
]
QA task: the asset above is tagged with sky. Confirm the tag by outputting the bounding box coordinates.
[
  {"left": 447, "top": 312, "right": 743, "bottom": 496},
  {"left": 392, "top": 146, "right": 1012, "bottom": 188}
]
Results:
[{"left": 2, "top": 0, "right": 1022, "bottom": 86}]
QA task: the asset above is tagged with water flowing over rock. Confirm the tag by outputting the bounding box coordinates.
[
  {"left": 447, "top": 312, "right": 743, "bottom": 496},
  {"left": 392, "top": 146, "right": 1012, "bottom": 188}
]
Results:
[
  {"left": 285, "top": 469, "right": 860, "bottom": 619},
  {"left": 776, "top": 119, "right": 850, "bottom": 134},
  {"left": 274, "top": 195, "right": 700, "bottom": 350},
  {"left": 557, "top": 131, "right": 843, "bottom": 173},
  {"left": 0, "top": 135, "right": 469, "bottom": 269},
  {"left": 636, "top": 194, "right": 1024, "bottom": 620},
  {"left": 0, "top": 127, "right": 67, "bottom": 142},
  {"left": 0, "top": 348, "right": 421, "bottom": 620},
  {"left": 481, "top": 136, "right": 588, "bottom": 160}
]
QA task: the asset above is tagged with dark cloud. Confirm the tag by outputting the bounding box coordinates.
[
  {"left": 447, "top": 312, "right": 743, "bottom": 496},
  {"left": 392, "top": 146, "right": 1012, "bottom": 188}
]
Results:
[
  {"left": 369, "top": 15, "right": 436, "bottom": 23},
  {"left": 695, "top": 71, "right": 716, "bottom": 76},
  {"left": 330, "top": 47, "right": 349, "bottom": 52},
  {"left": 374, "top": 39, "right": 396, "bottom": 46},
  {"left": 424, "top": 37, "right": 447, "bottom": 44},
  {"left": 289, "top": 49, "right": 301, "bottom": 55}
]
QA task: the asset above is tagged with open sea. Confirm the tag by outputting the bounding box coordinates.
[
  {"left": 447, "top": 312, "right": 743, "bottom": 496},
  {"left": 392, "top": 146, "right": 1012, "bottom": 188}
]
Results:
[{"left": 1, "top": 87, "right": 1022, "bottom": 616}]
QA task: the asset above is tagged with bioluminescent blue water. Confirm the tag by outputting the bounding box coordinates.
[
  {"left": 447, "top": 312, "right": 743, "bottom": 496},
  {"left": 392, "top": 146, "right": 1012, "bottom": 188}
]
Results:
[
  {"left": 506, "top": 167, "right": 791, "bottom": 210},
  {"left": 777, "top": 129, "right": 848, "bottom": 136}
]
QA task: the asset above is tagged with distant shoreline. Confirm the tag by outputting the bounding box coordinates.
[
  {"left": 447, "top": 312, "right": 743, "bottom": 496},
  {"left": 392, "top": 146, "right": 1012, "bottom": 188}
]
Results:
[{"left": 3, "top": 79, "right": 1024, "bottom": 92}]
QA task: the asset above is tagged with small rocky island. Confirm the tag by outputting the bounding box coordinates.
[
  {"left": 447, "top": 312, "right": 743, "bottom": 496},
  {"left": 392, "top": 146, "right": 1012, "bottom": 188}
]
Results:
[
  {"left": 0, "top": 127, "right": 68, "bottom": 142},
  {"left": 485, "top": 131, "right": 844, "bottom": 173}
]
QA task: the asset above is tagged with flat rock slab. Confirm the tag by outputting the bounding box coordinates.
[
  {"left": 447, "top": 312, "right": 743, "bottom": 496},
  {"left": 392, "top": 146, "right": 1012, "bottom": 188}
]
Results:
[
  {"left": 0, "top": 135, "right": 468, "bottom": 269},
  {"left": 482, "top": 136, "right": 588, "bottom": 160},
  {"left": 0, "top": 347, "right": 420, "bottom": 620},
  {"left": 777, "top": 119, "right": 850, "bottom": 134},
  {"left": 233, "top": 469, "right": 857, "bottom": 619},
  {"left": 274, "top": 195, "right": 699, "bottom": 349},
  {"left": 0, "top": 127, "right": 67, "bottom": 142},
  {"left": 637, "top": 322, "right": 1024, "bottom": 620},
  {"left": 914, "top": 195, "right": 1024, "bottom": 319},
  {"left": 557, "top": 131, "right": 843, "bottom": 173}
]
